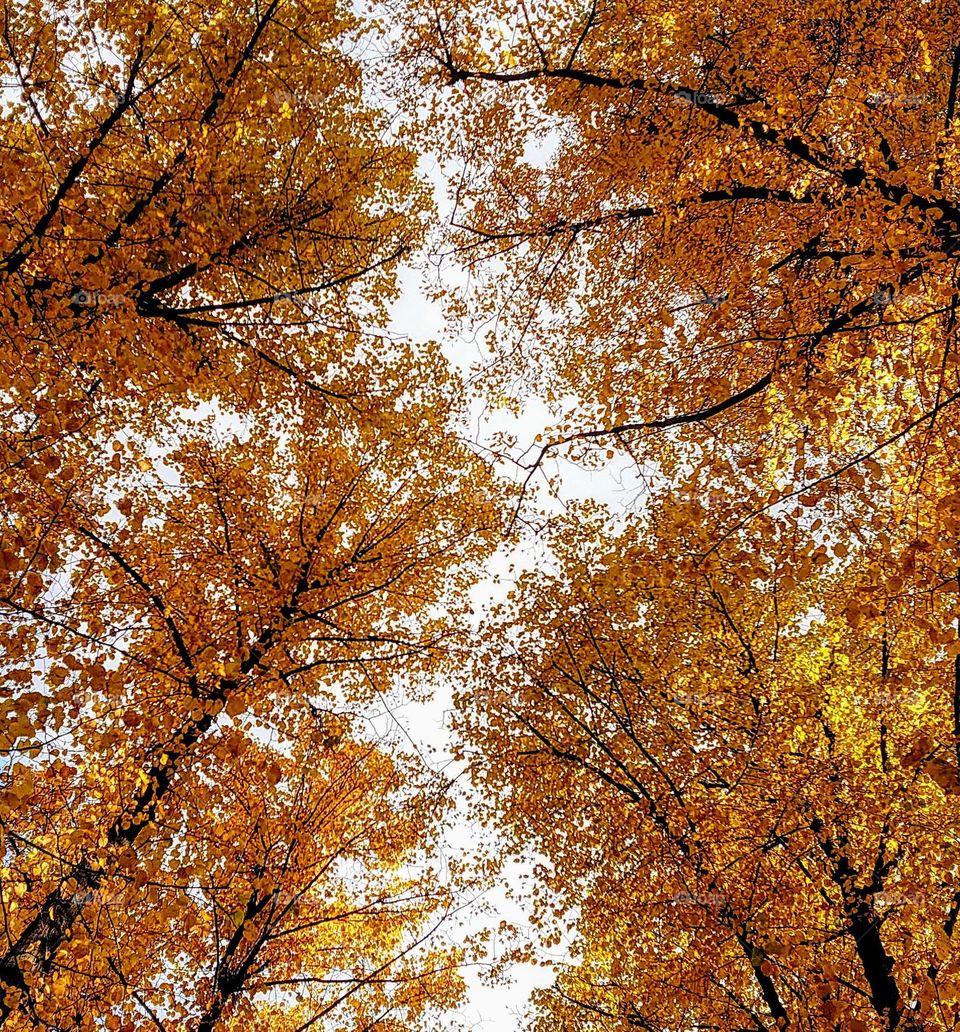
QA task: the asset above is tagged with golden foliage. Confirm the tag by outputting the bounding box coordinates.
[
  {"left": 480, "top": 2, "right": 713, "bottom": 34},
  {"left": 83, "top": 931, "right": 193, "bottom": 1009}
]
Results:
[{"left": 397, "top": 1, "right": 960, "bottom": 1028}]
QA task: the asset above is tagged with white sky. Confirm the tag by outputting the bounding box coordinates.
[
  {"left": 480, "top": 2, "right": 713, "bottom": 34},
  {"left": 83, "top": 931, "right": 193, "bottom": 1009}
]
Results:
[
  {"left": 384, "top": 232, "right": 643, "bottom": 1027},
  {"left": 385, "top": 262, "right": 549, "bottom": 1032}
]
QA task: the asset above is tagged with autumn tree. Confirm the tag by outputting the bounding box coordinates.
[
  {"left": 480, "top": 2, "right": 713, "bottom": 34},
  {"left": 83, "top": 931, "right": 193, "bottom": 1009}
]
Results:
[
  {"left": 1, "top": 391, "right": 498, "bottom": 1026},
  {"left": 10, "top": 700, "right": 467, "bottom": 1031},
  {"left": 458, "top": 500, "right": 960, "bottom": 1030},
  {"left": 1, "top": 0, "right": 501, "bottom": 1027},
  {"left": 1, "top": 0, "right": 429, "bottom": 520},
  {"left": 391, "top": 0, "right": 960, "bottom": 714},
  {"left": 390, "top": 1, "right": 960, "bottom": 1029},
  {"left": 397, "top": 0, "right": 960, "bottom": 539}
]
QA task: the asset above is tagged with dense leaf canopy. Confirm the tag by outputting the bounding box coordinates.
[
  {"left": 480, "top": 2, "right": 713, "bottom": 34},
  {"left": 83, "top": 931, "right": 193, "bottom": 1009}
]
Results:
[{"left": 7, "top": 0, "right": 960, "bottom": 1029}]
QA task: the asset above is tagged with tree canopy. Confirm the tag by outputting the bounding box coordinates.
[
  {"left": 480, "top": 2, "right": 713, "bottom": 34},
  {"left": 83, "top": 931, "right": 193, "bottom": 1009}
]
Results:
[
  {"left": 397, "top": 1, "right": 960, "bottom": 1028},
  {"left": 1, "top": 2, "right": 494, "bottom": 1027},
  {"left": 7, "top": 0, "right": 960, "bottom": 1029}
]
